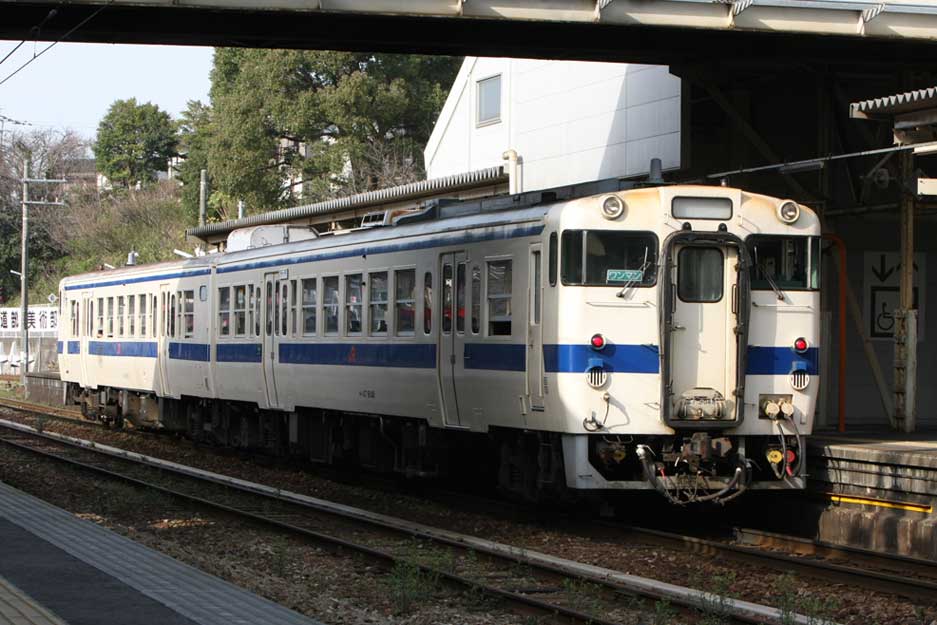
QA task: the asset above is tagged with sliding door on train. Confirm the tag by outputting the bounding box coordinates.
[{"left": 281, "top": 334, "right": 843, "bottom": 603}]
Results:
[
  {"left": 158, "top": 284, "right": 172, "bottom": 397},
  {"left": 262, "top": 272, "right": 283, "bottom": 410},
  {"left": 80, "top": 291, "right": 92, "bottom": 388},
  {"left": 438, "top": 251, "right": 467, "bottom": 428},
  {"left": 526, "top": 244, "right": 545, "bottom": 411}
]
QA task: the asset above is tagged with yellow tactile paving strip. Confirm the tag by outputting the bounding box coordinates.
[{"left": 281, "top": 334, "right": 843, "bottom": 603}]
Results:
[{"left": 0, "top": 576, "right": 67, "bottom": 625}]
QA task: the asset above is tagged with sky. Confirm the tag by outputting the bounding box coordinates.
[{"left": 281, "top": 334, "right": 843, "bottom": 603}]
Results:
[{"left": 0, "top": 42, "right": 213, "bottom": 140}]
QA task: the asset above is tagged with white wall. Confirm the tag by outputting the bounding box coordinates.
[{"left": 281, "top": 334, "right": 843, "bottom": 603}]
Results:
[{"left": 424, "top": 57, "right": 682, "bottom": 191}]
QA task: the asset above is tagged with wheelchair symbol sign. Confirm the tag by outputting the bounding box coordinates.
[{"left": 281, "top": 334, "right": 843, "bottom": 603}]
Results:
[{"left": 864, "top": 251, "right": 925, "bottom": 341}]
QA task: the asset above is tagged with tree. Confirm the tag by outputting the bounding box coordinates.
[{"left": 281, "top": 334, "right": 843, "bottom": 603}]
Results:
[
  {"left": 0, "top": 128, "right": 88, "bottom": 303},
  {"left": 176, "top": 100, "right": 213, "bottom": 222},
  {"left": 206, "top": 49, "right": 460, "bottom": 215},
  {"left": 93, "top": 98, "right": 178, "bottom": 189}
]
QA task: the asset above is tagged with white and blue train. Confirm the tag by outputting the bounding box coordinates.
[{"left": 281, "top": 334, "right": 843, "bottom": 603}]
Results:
[{"left": 57, "top": 181, "right": 820, "bottom": 504}]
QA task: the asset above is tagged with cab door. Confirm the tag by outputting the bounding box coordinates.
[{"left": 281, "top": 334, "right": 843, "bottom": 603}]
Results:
[
  {"left": 526, "top": 244, "right": 545, "bottom": 410},
  {"left": 262, "top": 272, "right": 281, "bottom": 409},
  {"left": 670, "top": 244, "right": 739, "bottom": 419},
  {"left": 438, "top": 251, "right": 467, "bottom": 427}
]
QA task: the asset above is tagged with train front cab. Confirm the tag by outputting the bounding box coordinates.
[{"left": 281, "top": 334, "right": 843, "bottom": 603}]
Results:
[{"left": 554, "top": 187, "right": 820, "bottom": 504}]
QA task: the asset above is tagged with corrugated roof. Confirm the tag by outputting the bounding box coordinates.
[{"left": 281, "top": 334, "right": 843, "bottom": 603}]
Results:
[
  {"left": 187, "top": 166, "right": 507, "bottom": 240},
  {"left": 850, "top": 86, "right": 937, "bottom": 119}
]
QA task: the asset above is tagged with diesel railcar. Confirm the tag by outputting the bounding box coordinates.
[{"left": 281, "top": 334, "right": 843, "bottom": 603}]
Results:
[{"left": 58, "top": 182, "right": 820, "bottom": 504}]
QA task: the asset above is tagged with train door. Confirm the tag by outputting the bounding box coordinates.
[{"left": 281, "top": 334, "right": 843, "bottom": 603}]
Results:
[
  {"left": 526, "top": 244, "right": 545, "bottom": 410},
  {"left": 79, "top": 291, "right": 92, "bottom": 387},
  {"left": 262, "top": 272, "right": 281, "bottom": 409},
  {"left": 157, "top": 284, "right": 171, "bottom": 396},
  {"left": 670, "top": 244, "right": 739, "bottom": 419},
  {"left": 438, "top": 251, "right": 466, "bottom": 427}
]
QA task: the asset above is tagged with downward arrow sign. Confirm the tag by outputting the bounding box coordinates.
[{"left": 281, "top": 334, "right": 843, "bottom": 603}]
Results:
[{"left": 871, "top": 254, "right": 894, "bottom": 283}]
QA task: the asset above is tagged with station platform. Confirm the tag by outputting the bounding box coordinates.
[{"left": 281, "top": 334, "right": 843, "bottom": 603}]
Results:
[
  {"left": 0, "top": 480, "right": 322, "bottom": 625},
  {"left": 805, "top": 429, "right": 937, "bottom": 560}
]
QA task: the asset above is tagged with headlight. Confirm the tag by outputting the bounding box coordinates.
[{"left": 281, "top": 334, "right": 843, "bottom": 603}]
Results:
[
  {"left": 601, "top": 195, "right": 625, "bottom": 220},
  {"left": 777, "top": 201, "right": 800, "bottom": 224}
]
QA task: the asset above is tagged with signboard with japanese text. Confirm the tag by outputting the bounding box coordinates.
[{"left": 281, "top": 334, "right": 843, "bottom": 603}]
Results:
[
  {"left": 863, "top": 252, "right": 926, "bottom": 341},
  {"left": 0, "top": 306, "right": 58, "bottom": 335}
]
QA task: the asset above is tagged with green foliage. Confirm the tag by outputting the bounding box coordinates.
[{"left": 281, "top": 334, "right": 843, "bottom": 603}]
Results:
[
  {"left": 176, "top": 100, "right": 213, "bottom": 222},
  {"left": 204, "top": 49, "right": 460, "bottom": 216},
  {"left": 654, "top": 599, "right": 678, "bottom": 625},
  {"left": 94, "top": 98, "right": 178, "bottom": 188},
  {"left": 387, "top": 560, "right": 437, "bottom": 615}
]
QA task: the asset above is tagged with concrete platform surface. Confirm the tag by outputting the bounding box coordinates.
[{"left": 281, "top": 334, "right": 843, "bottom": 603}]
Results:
[
  {"left": 0, "top": 575, "right": 67, "bottom": 625},
  {"left": 0, "top": 480, "right": 323, "bottom": 625}
]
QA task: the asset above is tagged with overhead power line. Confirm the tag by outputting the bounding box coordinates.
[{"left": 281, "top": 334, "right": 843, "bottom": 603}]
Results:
[
  {"left": 0, "top": 7, "right": 60, "bottom": 69},
  {"left": 0, "top": 3, "right": 110, "bottom": 89}
]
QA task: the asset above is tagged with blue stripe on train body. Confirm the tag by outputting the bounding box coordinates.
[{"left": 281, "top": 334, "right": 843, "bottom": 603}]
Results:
[
  {"left": 67, "top": 341, "right": 80, "bottom": 355},
  {"left": 544, "top": 343, "right": 660, "bottom": 374},
  {"left": 56, "top": 341, "right": 63, "bottom": 354},
  {"left": 217, "top": 342, "right": 263, "bottom": 363},
  {"left": 168, "top": 342, "right": 210, "bottom": 362},
  {"left": 463, "top": 343, "right": 527, "bottom": 371},
  {"left": 88, "top": 341, "right": 158, "bottom": 358},
  {"left": 279, "top": 342, "right": 437, "bottom": 368},
  {"left": 746, "top": 346, "right": 818, "bottom": 375}
]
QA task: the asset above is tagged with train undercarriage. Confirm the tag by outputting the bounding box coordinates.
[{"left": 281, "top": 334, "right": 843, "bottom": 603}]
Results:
[{"left": 67, "top": 383, "right": 802, "bottom": 504}]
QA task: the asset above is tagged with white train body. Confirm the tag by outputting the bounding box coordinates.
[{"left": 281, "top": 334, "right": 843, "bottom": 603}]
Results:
[{"left": 58, "top": 184, "right": 820, "bottom": 503}]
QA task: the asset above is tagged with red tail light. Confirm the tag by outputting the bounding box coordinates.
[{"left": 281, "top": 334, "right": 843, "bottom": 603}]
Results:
[
  {"left": 590, "top": 334, "right": 606, "bottom": 350},
  {"left": 793, "top": 338, "right": 808, "bottom": 353}
]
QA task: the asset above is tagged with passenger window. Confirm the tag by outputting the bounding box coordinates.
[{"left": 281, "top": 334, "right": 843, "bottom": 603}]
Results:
[
  {"left": 151, "top": 295, "right": 157, "bottom": 338},
  {"left": 345, "top": 274, "right": 363, "bottom": 335},
  {"left": 370, "top": 272, "right": 388, "bottom": 335},
  {"left": 183, "top": 290, "right": 195, "bottom": 338},
  {"left": 128, "top": 295, "right": 135, "bottom": 336},
  {"left": 441, "top": 263, "right": 453, "bottom": 334},
  {"left": 456, "top": 263, "right": 466, "bottom": 334},
  {"left": 423, "top": 272, "right": 433, "bottom": 335},
  {"left": 290, "top": 280, "right": 298, "bottom": 336},
  {"left": 323, "top": 277, "right": 339, "bottom": 335},
  {"left": 107, "top": 297, "right": 114, "bottom": 337},
  {"left": 548, "top": 232, "right": 557, "bottom": 287},
  {"left": 88, "top": 301, "right": 94, "bottom": 337},
  {"left": 234, "top": 286, "right": 247, "bottom": 336},
  {"left": 97, "top": 298, "right": 104, "bottom": 337},
  {"left": 748, "top": 235, "right": 820, "bottom": 291},
  {"left": 218, "top": 287, "right": 231, "bottom": 336},
  {"left": 395, "top": 269, "right": 415, "bottom": 336},
  {"left": 531, "top": 250, "right": 541, "bottom": 325},
  {"left": 678, "top": 247, "right": 724, "bottom": 303},
  {"left": 265, "top": 282, "right": 273, "bottom": 337},
  {"left": 302, "top": 278, "right": 317, "bottom": 336},
  {"left": 252, "top": 286, "right": 260, "bottom": 337},
  {"left": 280, "top": 282, "right": 289, "bottom": 337},
  {"left": 471, "top": 266, "right": 481, "bottom": 334},
  {"left": 170, "top": 294, "right": 176, "bottom": 338},
  {"left": 139, "top": 294, "right": 147, "bottom": 337},
  {"left": 118, "top": 296, "right": 125, "bottom": 337},
  {"left": 487, "top": 259, "right": 512, "bottom": 336}
]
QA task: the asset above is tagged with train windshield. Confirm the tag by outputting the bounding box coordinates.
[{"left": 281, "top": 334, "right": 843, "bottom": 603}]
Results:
[
  {"left": 561, "top": 230, "right": 658, "bottom": 286},
  {"left": 748, "top": 235, "right": 820, "bottom": 291}
]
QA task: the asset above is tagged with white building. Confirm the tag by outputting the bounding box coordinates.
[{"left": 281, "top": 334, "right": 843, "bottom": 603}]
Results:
[{"left": 424, "top": 57, "right": 682, "bottom": 192}]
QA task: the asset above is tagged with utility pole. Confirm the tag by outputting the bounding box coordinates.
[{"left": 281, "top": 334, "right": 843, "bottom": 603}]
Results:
[{"left": 19, "top": 161, "right": 66, "bottom": 388}]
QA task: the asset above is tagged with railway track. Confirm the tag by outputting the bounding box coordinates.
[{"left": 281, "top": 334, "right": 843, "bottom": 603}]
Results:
[
  {"left": 617, "top": 525, "right": 937, "bottom": 603},
  {"left": 0, "top": 416, "right": 819, "bottom": 625}
]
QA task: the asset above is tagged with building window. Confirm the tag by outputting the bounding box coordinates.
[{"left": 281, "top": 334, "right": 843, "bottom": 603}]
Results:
[
  {"left": 323, "top": 276, "right": 339, "bottom": 335},
  {"left": 302, "top": 278, "right": 317, "bottom": 336},
  {"left": 423, "top": 272, "right": 433, "bottom": 335},
  {"left": 234, "top": 285, "right": 247, "bottom": 336},
  {"left": 182, "top": 290, "right": 195, "bottom": 338},
  {"left": 477, "top": 74, "right": 501, "bottom": 126},
  {"left": 395, "top": 269, "right": 415, "bottom": 336},
  {"left": 369, "top": 272, "right": 388, "bottom": 335},
  {"left": 487, "top": 259, "right": 512, "bottom": 336},
  {"left": 218, "top": 287, "right": 230, "bottom": 336},
  {"left": 345, "top": 274, "right": 363, "bottom": 335}
]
